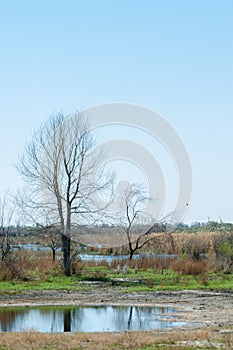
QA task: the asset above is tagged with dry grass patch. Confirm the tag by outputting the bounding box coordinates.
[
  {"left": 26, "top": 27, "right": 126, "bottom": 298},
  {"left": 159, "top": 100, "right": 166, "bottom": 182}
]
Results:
[{"left": 0, "top": 328, "right": 232, "bottom": 350}]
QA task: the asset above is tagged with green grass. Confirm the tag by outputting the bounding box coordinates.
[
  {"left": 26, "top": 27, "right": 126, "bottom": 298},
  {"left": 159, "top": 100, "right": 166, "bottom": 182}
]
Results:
[
  {"left": 85, "top": 266, "right": 109, "bottom": 273},
  {"left": 0, "top": 266, "right": 232, "bottom": 293},
  {"left": 91, "top": 266, "right": 233, "bottom": 291},
  {"left": 0, "top": 275, "right": 83, "bottom": 293},
  {"left": 203, "top": 273, "right": 233, "bottom": 290}
]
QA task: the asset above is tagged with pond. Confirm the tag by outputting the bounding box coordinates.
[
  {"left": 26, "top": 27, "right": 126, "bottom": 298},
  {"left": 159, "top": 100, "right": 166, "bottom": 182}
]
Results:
[
  {"left": 12, "top": 244, "right": 175, "bottom": 263},
  {"left": 0, "top": 305, "right": 187, "bottom": 332}
]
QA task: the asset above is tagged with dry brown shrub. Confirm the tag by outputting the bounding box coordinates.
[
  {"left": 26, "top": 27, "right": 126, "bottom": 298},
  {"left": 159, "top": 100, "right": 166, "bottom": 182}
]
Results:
[
  {"left": 206, "top": 253, "right": 222, "bottom": 273},
  {"left": 109, "top": 258, "right": 122, "bottom": 269},
  {"left": 31, "top": 252, "right": 61, "bottom": 272},
  {"left": 0, "top": 251, "right": 32, "bottom": 281},
  {"left": 70, "top": 256, "right": 85, "bottom": 275},
  {"left": 131, "top": 256, "right": 174, "bottom": 271},
  {"left": 0, "top": 250, "right": 61, "bottom": 281},
  {"left": 109, "top": 256, "right": 175, "bottom": 275},
  {"left": 85, "top": 259, "right": 109, "bottom": 268},
  {"left": 171, "top": 257, "right": 207, "bottom": 275}
]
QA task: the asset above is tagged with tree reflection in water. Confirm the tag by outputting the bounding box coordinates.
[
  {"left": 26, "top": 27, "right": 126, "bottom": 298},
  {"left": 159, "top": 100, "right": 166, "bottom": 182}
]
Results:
[
  {"left": 64, "top": 310, "right": 71, "bottom": 332},
  {"left": 0, "top": 305, "right": 183, "bottom": 332},
  {"left": 0, "top": 308, "right": 29, "bottom": 332}
]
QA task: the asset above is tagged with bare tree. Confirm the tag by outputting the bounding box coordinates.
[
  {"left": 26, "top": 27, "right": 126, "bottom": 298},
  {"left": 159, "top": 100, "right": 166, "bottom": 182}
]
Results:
[
  {"left": 18, "top": 112, "right": 113, "bottom": 275},
  {"left": 34, "top": 222, "right": 62, "bottom": 262},
  {"left": 44, "top": 227, "right": 62, "bottom": 262},
  {"left": 118, "top": 183, "right": 158, "bottom": 260},
  {"left": 0, "top": 194, "right": 14, "bottom": 261}
]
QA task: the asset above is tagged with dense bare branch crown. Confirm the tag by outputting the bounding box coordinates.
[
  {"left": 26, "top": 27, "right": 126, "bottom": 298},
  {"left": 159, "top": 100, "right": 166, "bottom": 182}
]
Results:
[{"left": 18, "top": 112, "right": 113, "bottom": 229}]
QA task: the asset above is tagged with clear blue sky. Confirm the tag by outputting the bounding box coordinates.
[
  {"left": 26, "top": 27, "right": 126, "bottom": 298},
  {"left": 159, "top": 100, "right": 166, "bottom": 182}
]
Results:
[{"left": 0, "top": 0, "right": 232, "bottom": 223}]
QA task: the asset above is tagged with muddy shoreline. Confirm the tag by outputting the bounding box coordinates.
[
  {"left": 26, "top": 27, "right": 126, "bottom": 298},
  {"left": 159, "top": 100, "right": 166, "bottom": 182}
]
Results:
[{"left": 0, "top": 287, "right": 232, "bottom": 330}]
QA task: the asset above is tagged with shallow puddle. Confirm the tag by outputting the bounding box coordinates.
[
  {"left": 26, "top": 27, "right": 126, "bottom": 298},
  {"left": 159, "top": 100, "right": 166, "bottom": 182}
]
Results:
[{"left": 0, "top": 305, "right": 187, "bottom": 332}]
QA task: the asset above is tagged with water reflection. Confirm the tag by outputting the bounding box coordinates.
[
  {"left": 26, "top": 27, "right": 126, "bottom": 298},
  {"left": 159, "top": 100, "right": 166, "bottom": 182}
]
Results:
[{"left": 0, "top": 306, "right": 186, "bottom": 333}]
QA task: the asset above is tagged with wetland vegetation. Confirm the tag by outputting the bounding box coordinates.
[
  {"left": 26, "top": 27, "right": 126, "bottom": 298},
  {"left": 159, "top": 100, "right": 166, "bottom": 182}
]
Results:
[{"left": 0, "top": 226, "right": 233, "bottom": 349}]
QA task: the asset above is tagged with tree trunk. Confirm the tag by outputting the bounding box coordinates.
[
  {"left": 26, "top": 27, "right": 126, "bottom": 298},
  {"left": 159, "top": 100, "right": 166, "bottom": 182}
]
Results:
[
  {"left": 52, "top": 247, "right": 56, "bottom": 262},
  {"left": 62, "top": 234, "right": 71, "bottom": 276},
  {"left": 62, "top": 203, "right": 72, "bottom": 276},
  {"left": 129, "top": 249, "right": 134, "bottom": 260}
]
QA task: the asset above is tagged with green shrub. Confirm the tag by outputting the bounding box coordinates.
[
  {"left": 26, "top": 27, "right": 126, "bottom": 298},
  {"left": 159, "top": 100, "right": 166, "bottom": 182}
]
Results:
[{"left": 213, "top": 233, "right": 233, "bottom": 273}]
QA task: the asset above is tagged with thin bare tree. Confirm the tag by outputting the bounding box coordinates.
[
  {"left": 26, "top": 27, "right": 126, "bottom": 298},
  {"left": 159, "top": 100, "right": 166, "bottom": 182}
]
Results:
[
  {"left": 44, "top": 226, "right": 62, "bottom": 262},
  {"left": 18, "top": 112, "right": 113, "bottom": 275},
  {"left": 34, "top": 221, "right": 62, "bottom": 262},
  {"left": 0, "top": 193, "right": 15, "bottom": 261},
  {"left": 118, "top": 183, "right": 159, "bottom": 260}
]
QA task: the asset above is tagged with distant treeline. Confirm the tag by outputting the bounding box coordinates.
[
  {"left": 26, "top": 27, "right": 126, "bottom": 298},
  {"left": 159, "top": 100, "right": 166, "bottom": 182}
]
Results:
[
  {"left": 1, "top": 221, "right": 233, "bottom": 237},
  {"left": 175, "top": 221, "right": 233, "bottom": 233}
]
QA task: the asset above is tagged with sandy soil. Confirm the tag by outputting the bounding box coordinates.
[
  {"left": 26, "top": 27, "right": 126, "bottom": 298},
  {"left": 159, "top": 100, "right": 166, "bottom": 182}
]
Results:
[{"left": 0, "top": 286, "right": 233, "bottom": 329}]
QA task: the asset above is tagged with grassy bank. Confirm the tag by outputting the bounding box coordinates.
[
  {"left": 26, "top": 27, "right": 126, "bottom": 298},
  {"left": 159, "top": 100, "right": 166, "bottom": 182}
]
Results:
[
  {"left": 0, "top": 242, "right": 232, "bottom": 293},
  {"left": 0, "top": 263, "right": 232, "bottom": 294}
]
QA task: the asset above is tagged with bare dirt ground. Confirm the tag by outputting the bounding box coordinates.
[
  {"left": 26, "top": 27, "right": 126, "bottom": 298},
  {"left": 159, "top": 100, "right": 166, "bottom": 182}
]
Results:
[
  {"left": 0, "top": 287, "right": 233, "bottom": 349},
  {"left": 0, "top": 286, "right": 233, "bottom": 329}
]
